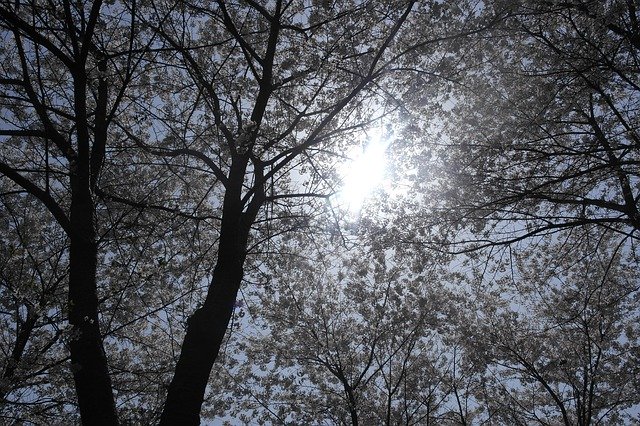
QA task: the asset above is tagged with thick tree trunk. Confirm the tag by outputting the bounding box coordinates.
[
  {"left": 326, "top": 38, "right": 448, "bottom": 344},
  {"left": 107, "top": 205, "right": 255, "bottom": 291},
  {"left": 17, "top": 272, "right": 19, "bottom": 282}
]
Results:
[
  {"left": 67, "top": 180, "right": 118, "bottom": 425},
  {"left": 159, "top": 234, "right": 245, "bottom": 425},
  {"left": 160, "top": 151, "right": 258, "bottom": 425}
]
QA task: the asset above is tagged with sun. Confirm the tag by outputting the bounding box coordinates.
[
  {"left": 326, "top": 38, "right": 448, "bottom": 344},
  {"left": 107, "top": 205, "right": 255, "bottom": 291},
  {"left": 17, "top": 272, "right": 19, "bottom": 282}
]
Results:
[{"left": 336, "top": 127, "right": 389, "bottom": 213}]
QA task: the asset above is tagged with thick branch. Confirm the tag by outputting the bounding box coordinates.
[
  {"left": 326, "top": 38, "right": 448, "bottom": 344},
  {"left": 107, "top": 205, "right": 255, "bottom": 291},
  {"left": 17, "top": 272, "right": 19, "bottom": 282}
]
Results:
[{"left": 0, "top": 162, "right": 72, "bottom": 236}]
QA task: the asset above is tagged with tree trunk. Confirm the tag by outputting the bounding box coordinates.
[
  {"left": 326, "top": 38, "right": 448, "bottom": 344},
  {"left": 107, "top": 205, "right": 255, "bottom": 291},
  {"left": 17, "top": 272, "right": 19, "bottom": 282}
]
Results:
[
  {"left": 160, "top": 153, "right": 256, "bottom": 424},
  {"left": 343, "top": 380, "right": 359, "bottom": 426},
  {"left": 67, "top": 178, "right": 119, "bottom": 425},
  {"left": 159, "top": 242, "right": 244, "bottom": 425}
]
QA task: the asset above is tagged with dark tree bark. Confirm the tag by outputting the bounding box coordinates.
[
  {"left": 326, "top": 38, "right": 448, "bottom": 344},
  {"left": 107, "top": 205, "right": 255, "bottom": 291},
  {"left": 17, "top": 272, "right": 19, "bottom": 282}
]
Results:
[
  {"left": 67, "top": 166, "right": 118, "bottom": 424},
  {"left": 154, "top": 1, "right": 419, "bottom": 422},
  {"left": 158, "top": 261, "right": 243, "bottom": 425},
  {"left": 0, "top": 1, "right": 138, "bottom": 422},
  {"left": 160, "top": 155, "right": 261, "bottom": 425}
]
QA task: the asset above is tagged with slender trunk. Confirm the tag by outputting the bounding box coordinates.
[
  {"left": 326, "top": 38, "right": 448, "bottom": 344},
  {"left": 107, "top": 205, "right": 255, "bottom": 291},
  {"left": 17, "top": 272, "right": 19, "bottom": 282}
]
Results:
[
  {"left": 349, "top": 405, "right": 359, "bottom": 426},
  {"left": 336, "top": 372, "right": 359, "bottom": 426},
  {"left": 0, "top": 308, "right": 37, "bottom": 401},
  {"left": 344, "top": 383, "right": 358, "bottom": 426},
  {"left": 68, "top": 180, "right": 118, "bottom": 425}
]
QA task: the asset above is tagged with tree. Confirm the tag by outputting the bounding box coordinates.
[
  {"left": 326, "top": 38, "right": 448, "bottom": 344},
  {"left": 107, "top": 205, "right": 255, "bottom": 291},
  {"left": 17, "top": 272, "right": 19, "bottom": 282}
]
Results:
[
  {"left": 425, "top": 0, "right": 640, "bottom": 250},
  {"left": 0, "top": 187, "right": 73, "bottom": 423},
  {"left": 12, "top": 1, "right": 635, "bottom": 424},
  {"left": 369, "top": 1, "right": 640, "bottom": 422},
  {"left": 209, "top": 241, "right": 460, "bottom": 425},
  {"left": 0, "top": 1, "right": 148, "bottom": 422},
  {"left": 126, "top": 1, "right": 492, "bottom": 423},
  {"left": 453, "top": 229, "right": 640, "bottom": 424}
]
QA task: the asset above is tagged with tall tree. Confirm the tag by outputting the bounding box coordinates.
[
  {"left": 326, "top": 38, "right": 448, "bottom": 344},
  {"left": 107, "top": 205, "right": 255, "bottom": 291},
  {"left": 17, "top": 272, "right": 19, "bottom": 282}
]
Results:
[
  {"left": 127, "top": 1, "right": 492, "bottom": 423},
  {"left": 0, "top": 1, "right": 562, "bottom": 423},
  {"left": 0, "top": 1, "right": 147, "bottom": 422}
]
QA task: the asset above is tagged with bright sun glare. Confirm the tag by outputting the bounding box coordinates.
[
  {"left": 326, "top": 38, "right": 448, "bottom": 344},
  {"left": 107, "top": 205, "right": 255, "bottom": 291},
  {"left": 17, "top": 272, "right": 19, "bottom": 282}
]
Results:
[{"left": 336, "top": 128, "right": 389, "bottom": 212}]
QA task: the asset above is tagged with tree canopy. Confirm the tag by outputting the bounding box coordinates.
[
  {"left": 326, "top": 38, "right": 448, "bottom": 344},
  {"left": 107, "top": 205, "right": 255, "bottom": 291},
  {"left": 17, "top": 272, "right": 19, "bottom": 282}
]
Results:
[{"left": 1, "top": 0, "right": 639, "bottom": 424}]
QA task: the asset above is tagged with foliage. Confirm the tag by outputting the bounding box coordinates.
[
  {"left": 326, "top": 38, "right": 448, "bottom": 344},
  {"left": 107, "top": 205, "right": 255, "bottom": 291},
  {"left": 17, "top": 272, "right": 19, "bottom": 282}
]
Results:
[
  {"left": 209, "top": 241, "right": 461, "bottom": 425},
  {"left": 453, "top": 230, "right": 640, "bottom": 424},
  {"left": 431, "top": 0, "right": 640, "bottom": 249},
  {"left": 0, "top": 0, "right": 639, "bottom": 424}
]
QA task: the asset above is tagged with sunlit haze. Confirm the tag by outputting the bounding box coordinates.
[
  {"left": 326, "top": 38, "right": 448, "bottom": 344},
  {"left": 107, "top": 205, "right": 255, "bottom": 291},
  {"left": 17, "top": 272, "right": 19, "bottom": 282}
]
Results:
[{"left": 337, "top": 128, "right": 389, "bottom": 212}]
